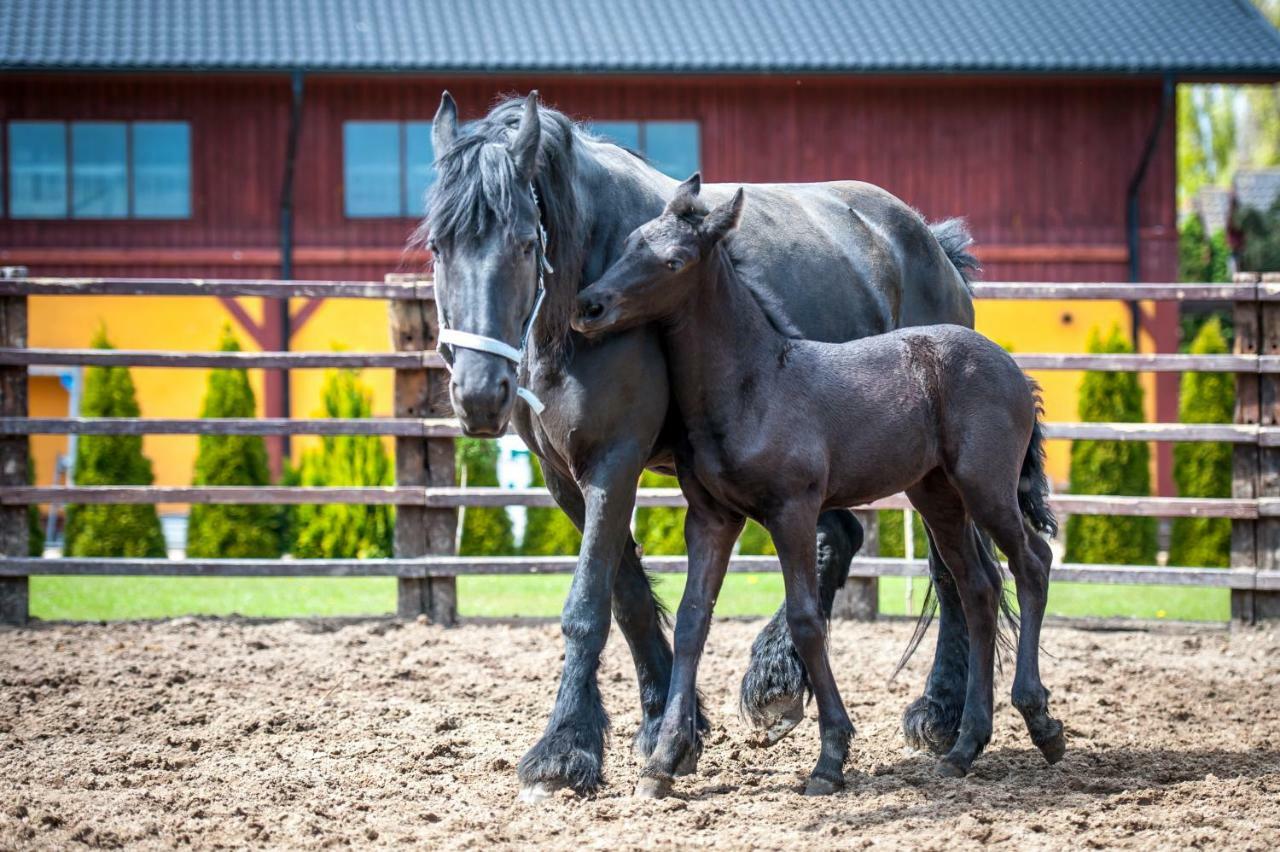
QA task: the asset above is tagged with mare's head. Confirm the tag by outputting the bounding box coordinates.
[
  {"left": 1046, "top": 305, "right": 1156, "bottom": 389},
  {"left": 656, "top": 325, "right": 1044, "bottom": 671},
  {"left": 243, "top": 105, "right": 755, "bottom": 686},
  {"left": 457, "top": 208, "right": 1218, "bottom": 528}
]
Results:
[
  {"left": 572, "top": 174, "right": 743, "bottom": 338},
  {"left": 421, "top": 90, "right": 579, "bottom": 436}
]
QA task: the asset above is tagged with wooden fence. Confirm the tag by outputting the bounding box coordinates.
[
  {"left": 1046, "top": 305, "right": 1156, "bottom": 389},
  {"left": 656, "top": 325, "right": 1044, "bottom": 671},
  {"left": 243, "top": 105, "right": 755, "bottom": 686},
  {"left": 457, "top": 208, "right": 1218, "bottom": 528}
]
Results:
[{"left": 2, "top": 268, "right": 1279, "bottom": 626}]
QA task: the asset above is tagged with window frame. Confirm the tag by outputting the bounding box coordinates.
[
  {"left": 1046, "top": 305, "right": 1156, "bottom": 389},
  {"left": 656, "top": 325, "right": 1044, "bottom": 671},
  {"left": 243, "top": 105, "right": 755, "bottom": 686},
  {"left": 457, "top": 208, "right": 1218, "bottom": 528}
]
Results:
[
  {"left": 588, "top": 119, "right": 701, "bottom": 180},
  {"left": 3, "top": 119, "right": 192, "bottom": 221},
  {"left": 342, "top": 119, "right": 435, "bottom": 220}
]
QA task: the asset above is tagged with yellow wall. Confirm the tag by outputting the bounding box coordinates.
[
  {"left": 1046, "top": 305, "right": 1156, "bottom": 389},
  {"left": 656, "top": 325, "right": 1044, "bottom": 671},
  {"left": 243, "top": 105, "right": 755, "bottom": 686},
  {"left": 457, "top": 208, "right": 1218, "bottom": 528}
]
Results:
[{"left": 31, "top": 293, "right": 1154, "bottom": 493}]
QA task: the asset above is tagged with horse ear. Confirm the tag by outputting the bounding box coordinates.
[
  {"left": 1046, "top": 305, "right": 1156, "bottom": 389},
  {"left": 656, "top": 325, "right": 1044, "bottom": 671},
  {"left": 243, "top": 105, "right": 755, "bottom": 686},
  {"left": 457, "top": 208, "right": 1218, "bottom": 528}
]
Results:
[
  {"left": 433, "top": 91, "right": 458, "bottom": 157},
  {"left": 700, "top": 188, "right": 745, "bottom": 246},
  {"left": 664, "top": 172, "right": 702, "bottom": 217},
  {"left": 509, "top": 91, "right": 541, "bottom": 182}
]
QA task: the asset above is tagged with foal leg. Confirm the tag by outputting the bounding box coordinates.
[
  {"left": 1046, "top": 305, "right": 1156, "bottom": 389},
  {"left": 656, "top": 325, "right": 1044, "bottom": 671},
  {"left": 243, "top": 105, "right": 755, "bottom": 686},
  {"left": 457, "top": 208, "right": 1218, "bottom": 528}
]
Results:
[
  {"left": 740, "top": 509, "right": 862, "bottom": 745},
  {"left": 636, "top": 490, "right": 743, "bottom": 798},
  {"left": 768, "top": 506, "right": 856, "bottom": 795},
  {"left": 968, "top": 499, "right": 1066, "bottom": 765},
  {"left": 907, "top": 477, "right": 999, "bottom": 777},
  {"left": 517, "top": 444, "right": 649, "bottom": 801}
]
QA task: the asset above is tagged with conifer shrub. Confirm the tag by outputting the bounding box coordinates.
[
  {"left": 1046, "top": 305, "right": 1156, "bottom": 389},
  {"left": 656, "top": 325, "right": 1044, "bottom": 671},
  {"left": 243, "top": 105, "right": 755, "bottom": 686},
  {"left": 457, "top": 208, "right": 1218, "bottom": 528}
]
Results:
[
  {"left": 737, "top": 520, "right": 776, "bottom": 556},
  {"left": 521, "top": 455, "right": 582, "bottom": 555},
  {"left": 1178, "top": 214, "right": 1212, "bottom": 283},
  {"left": 456, "top": 438, "right": 515, "bottom": 555},
  {"left": 28, "top": 451, "right": 43, "bottom": 556},
  {"left": 1169, "top": 317, "right": 1234, "bottom": 567},
  {"left": 1064, "top": 325, "right": 1157, "bottom": 565},
  {"left": 64, "top": 328, "right": 167, "bottom": 558},
  {"left": 185, "top": 328, "right": 282, "bottom": 558},
  {"left": 634, "top": 470, "right": 686, "bottom": 555}
]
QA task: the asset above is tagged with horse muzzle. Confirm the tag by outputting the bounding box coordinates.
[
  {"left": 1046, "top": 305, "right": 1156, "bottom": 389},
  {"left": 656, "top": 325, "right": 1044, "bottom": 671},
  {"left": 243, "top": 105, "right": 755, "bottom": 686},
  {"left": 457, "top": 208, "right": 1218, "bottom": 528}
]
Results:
[
  {"left": 571, "top": 292, "right": 618, "bottom": 337},
  {"left": 448, "top": 349, "right": 517, "bottom": 436}
]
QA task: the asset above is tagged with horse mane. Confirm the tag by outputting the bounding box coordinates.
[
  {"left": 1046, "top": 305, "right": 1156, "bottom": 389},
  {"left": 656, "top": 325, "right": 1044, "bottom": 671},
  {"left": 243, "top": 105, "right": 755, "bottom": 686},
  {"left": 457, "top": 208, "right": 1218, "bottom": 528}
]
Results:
[{"left": 411, "top": 97, "right": 589, "bottom": 360}]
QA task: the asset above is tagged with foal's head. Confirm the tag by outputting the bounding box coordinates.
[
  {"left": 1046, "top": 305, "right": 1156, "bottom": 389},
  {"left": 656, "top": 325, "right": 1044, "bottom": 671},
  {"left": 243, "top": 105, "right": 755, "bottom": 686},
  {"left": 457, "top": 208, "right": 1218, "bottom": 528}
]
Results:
[{"left": 572, "top": 174, "right": 743, "bottom": 337}]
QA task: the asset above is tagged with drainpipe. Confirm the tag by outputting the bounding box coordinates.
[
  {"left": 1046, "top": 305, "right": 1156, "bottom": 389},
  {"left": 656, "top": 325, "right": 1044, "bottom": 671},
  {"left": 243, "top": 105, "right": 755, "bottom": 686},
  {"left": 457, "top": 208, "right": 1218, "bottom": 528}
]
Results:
[
  {"left": 277, "top": 70, "right": 305, "bottom": 461},
  {"left": 1125, "top": 74, "right": 1175, "bottom": 342}
]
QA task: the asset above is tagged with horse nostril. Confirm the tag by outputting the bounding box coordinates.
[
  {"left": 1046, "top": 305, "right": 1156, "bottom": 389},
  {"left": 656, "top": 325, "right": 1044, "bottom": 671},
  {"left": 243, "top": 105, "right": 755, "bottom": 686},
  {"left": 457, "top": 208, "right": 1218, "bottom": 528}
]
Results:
[
  {"left": 583, "top": 302, "right": 605, "bottom": 320},
  {"left": 498, "top": 377, "right": 512, "bottom": 402}
]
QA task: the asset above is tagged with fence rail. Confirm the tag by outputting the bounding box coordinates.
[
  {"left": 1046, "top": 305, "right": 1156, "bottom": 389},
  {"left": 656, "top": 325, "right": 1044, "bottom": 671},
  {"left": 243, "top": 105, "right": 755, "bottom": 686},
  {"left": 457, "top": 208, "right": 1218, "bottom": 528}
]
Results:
[{"left": 2, "top": 269, "right": 1279, "bottom": 626}]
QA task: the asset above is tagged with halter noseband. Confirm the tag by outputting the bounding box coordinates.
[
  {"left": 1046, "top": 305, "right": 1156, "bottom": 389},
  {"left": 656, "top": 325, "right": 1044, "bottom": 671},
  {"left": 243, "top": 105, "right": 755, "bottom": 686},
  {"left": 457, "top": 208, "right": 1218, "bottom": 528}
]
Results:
[{"left": 436, "top": 185, "right": 552, "bottom": 416}]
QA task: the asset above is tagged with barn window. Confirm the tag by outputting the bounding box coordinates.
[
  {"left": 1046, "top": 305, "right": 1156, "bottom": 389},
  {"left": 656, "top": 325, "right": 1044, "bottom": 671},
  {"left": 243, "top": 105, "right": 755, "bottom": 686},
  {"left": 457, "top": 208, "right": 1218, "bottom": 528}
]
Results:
[
  {"left": 588, "top": 120, "right": 700, "bottom": 180},
  {"left": 5, "top": 120, "right": 191, "bottom": 219},
  {"left": 343, "top": 120, "right": 435, "bottom": 218}
]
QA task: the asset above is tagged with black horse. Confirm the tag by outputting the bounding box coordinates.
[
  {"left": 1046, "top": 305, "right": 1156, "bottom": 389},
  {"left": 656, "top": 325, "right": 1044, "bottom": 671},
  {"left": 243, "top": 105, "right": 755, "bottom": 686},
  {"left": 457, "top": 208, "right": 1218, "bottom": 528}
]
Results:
[
  {"left": 572, "top": 177, "right": 1065, "bottom": 794},
  {"left": 421, "top": 92, "right": 978, "bottom": 800}
]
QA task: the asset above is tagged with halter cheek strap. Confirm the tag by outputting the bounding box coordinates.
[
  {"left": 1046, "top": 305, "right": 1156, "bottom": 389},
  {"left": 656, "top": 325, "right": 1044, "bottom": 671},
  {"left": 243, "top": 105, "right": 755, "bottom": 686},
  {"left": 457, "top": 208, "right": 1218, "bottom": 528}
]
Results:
[{"left": 435, "top": 185, "right": 552, "bottom": 417}]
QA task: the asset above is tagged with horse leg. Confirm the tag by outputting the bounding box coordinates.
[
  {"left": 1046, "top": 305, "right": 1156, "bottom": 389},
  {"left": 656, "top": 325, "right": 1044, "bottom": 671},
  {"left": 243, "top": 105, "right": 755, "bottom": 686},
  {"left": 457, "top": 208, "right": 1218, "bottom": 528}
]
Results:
[
  {"left": 740, "top": 509, "right": 861, "bottom": 746},
  {"left": 907, "top": 477, "right": 998, "bottom": 777},
  {"left": 636, "top": 489, "right": 743, "bottom": 798},
  {"left": 901, "top": 531, "right": 971, "bottom": 756},
  {"left": 517, "top": 444, "right": 649, "bottom": 801},
  {"left": 968, "top": 499, "right": 1066, "bottom": 765},
  {"left": 539, "top": 464, "right": 692, "bottom": 772},
  {"left": 768, "top": 505, "right": 856, "bottom": 795}
]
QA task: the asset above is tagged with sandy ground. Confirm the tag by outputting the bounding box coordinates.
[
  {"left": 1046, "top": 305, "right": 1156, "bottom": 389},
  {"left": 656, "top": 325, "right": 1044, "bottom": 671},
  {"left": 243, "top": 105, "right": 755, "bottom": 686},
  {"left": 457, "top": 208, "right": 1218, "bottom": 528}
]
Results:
[{"left": 1, "top": 615, "right": 1277, "bottom": 851}]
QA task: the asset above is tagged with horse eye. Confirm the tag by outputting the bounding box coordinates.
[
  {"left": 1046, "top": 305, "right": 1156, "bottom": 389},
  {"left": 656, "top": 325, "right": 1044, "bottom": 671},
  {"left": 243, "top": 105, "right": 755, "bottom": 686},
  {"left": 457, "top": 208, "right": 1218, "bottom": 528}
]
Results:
[
  {"left": 427, "top": 241, "right": 441, "bottom": 255},
  {"left": 666, "top": 259, "right": 682, "bottom": 271},
  {"left": 522, "top": 240, "right": 536, "bottom": 256}
]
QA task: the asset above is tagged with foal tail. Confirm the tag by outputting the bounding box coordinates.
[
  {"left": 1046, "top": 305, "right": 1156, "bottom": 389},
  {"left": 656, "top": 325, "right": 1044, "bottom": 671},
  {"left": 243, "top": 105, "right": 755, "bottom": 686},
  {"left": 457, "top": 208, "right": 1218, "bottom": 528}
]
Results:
[{"left": 1018, "top": 380, "right": 1058, "bottom": 537}]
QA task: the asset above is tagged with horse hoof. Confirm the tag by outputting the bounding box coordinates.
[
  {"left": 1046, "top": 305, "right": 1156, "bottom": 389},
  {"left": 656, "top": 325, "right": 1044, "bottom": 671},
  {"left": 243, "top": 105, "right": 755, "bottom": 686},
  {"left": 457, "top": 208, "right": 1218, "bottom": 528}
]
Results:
[
  {"left": 803, "top": 774, "right": 844, "bottom": 796},
  {"left": 1035, "top": 723, "right": 1067, "bottom": 765},
  {"left": 756, "top": 695, "right": 805, "bottom": 747},
  {"left": 902, "top": 696, "right": 960, "bottom": 757},
  {"left": 634, "top": 775, "right": 673, "bottom": 799},
  {"left": 517, "top": 779, "right": 567, "bottom": 804},
  {"left": 673, "top": 749, "right": 698, "bottom": 778},
  {"left": 934, "top": 759, "right": 967, "bottom": 779}
]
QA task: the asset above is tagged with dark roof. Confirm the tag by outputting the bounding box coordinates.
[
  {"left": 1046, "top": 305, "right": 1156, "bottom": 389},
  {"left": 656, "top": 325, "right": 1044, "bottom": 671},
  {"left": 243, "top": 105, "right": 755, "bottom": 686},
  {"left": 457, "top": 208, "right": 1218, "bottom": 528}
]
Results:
[{"left": 3, "top": 0, "right": 1280, "bottom": 76}]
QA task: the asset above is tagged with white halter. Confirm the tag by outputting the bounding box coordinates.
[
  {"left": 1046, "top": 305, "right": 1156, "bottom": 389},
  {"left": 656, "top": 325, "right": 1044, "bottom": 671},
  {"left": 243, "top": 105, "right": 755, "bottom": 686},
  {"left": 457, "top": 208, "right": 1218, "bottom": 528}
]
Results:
[{"left": 436, "top": 185, "right": 551, "bottom": 416}]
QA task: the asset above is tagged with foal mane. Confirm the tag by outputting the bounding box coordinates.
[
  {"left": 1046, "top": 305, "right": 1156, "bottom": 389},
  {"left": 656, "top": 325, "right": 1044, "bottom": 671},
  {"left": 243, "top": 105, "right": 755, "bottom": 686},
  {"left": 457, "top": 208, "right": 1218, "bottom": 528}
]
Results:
[{"left": 412, "top": 97, "right": 589, "bottom": 360}]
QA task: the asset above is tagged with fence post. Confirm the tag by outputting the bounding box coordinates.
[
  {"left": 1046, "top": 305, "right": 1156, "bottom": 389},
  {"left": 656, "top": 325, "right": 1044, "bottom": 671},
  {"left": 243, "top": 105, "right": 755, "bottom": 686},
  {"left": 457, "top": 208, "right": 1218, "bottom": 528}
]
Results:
[
  {"left": 831, "top": 509, "right": 878, "bottom": 620},
  {"left": 1251, "top": 272, "right": 1280, "bottom": 621},
  {"left": 1232, "top": 273, "right": 1263, "bottom": 623},
  {"left": 388, "top": 274, "right": 457, "bottom": 624},
  {"left": 0, "top": 267, "right": 29, "bottom": 625}
]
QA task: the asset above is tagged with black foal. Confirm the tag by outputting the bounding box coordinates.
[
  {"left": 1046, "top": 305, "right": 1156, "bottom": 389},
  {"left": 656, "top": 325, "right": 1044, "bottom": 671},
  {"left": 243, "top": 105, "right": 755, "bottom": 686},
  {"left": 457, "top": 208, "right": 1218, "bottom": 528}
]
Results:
[{"left": 571, "top": 175, "right": 1064, "bottom": 796}]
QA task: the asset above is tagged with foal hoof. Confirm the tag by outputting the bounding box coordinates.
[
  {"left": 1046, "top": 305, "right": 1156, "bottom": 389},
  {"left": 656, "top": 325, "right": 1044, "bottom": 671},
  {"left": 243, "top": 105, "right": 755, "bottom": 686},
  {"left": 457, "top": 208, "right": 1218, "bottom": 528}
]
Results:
[
  {"left": 803, "top": 774, "right": 845, "bottom": 796},
  {"left": 517, "top": 779, "right": 568, "bottom": 804},
  {"left": 753, "top": 695, "right": 805, "bottom": 747},
  {"left": 934, "top": 758, "right": 968, "bottom": 779},
  {"left": 634, "top": 774, "right": 674, "bottom": 800},
  {"left": 902, "top": 696, "right": 960, "bottom": 757},
  {"left": 1034, "top": 722, "right": 1067, "bottom": 765},
  {"left": 673, "top": 749, "right": 698, "bottom": 778}
]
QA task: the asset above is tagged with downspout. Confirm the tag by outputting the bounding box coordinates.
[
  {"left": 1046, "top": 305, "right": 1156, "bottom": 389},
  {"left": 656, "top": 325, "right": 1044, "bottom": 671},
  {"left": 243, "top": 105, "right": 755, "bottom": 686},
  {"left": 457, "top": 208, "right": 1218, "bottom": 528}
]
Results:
[
  {"left": 1125, "top": 73, "right": 1175, "bottom": 342},
  {"left": 278, "top": 70, "right": 305, "bottom": 460}
]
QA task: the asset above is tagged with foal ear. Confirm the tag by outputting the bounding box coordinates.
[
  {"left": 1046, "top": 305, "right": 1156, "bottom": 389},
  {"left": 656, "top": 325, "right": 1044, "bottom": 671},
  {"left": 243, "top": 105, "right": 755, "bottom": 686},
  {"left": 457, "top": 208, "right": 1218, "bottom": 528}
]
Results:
[
  {"left": 509, "top": 91, "right": 542, "bottom": 182},
  {"left": 664, "top": 172, "right": 702, "bottom": 217},
  {"left": 700, "top": 188, "right": 745, "bottom": 246},
  {"left": 433, "top": 91, "right": 459, "bottom": 157}
]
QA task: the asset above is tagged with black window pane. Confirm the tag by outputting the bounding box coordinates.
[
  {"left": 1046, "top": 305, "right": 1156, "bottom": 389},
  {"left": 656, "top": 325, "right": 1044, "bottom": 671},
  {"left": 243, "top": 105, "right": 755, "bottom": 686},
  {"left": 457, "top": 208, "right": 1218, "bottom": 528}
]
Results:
[
  {"left": 644, "top": 122, "right": 700, "bottom": 180},
  {"left": 8, "top": 122, "right": 67, "bottom": 218},
  {"left": 589, "top": 121, "right": 641, "bottom": 152},
  {"left": 405, "top": 121, "right": 435, "bottom": 217},
  {"left": 133, "top": 122, "right": 191, "bottom": 218},
  {"left": 344, "top": 121, "right": 402, "bottom": 217},
  {"left": 72, "top": 122, "right": 128, "bottom": 218}
]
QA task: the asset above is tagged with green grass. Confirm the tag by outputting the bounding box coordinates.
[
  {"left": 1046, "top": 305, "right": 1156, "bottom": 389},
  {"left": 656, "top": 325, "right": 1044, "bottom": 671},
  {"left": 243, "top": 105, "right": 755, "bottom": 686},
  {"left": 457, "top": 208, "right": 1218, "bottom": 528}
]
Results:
[{"left": 31, "top": 572, "right": 1230, "bottom": 623}]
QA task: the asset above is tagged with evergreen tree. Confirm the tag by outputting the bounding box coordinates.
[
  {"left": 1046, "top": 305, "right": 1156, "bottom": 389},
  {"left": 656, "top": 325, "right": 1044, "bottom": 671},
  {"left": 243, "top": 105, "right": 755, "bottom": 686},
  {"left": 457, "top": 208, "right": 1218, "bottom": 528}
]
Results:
[
  {"left": 289, "top": 369, "right": 394, "bottom": 558},
  {"left": 64, "top": 328, "right": 167, "bottom": 558},
  {"left": 28, "top": 450, "right": 43, "bottom": 557},
  {"left": 1209, "top": 228, "right": 1232, "bottom": 282},
  {"left": 1169, "top": 317, "right": 1234, "bottom": 567},
  {"left": 185, "top": 328, "right": 281, "bottom": 558},
  {"left": 456, "top": 438, "right": 515, "bottom": 555},
  {"left": 521, "top": 455, "right": 582, "bottom": 555},
  {"left": 634, "top": 470, "right": 685, "bottom": 555},
  {"left": 737, "top": 520, "right": 776, "bottom": 556},
  {"left": 1178, "top": 214, "right": 1212, "bottom": 283},
  {"left": 878, "top": 510, "right": 928, "bottom": 558},
  {"left": 1065, "top": 325, "right": 1157, "bottom": 565}
]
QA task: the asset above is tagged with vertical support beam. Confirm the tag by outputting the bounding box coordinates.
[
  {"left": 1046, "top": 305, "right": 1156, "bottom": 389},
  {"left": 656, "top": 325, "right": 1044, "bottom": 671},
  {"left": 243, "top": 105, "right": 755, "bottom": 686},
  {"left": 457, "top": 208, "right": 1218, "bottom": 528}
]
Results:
[
  {"left": 389, "top": 274, "right": 457, "bottom": 624},
  {"left": 1232, "top": 273, "right": 1262, "bottom": 623},
  {"left": 832, "top": 509, "right": 878, "bottom": 620},
  {"left": 1252, "top": 272, "right": 1280, "bottom": 621},
  {"left": 0, "top": 284, "right": 30, "bottom": 625}
]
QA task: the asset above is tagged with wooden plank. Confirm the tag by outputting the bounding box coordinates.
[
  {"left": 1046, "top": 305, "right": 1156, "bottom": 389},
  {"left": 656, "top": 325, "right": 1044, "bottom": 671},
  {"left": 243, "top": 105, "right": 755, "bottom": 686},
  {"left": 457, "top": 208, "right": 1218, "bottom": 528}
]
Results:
[
  {"left": 0, "top": 348, "right": 445, "bottom": 370},
  {"left": 1233, "top": 275, "right": 1262, "bottom": 623},
  {"left": 0, "top": 291, "right": 28, "bottom": 624},
  {"left": 1254, "top": 274, "right": 1280, "bottom": 621},
  {"left": 0, "top": 417, "right": 430, "bottom": 436},
  {"left": 1040, "top": 422, "right": 1262, "bottom": 442},
  {"left": 972, "top": 282, "right": 1257, "bottom": 301},
  {"left": 1011, "top": 353, "right": 1258, "bottom": 372},
  {"left": 0, "top": 276, "right": 434, "bottom": 300},
  {"left": 0, "top": 555, "right": 1271, "bottom": 592},
  {"left": 1, "top": 486, "right": 425, "bottom": 505}
]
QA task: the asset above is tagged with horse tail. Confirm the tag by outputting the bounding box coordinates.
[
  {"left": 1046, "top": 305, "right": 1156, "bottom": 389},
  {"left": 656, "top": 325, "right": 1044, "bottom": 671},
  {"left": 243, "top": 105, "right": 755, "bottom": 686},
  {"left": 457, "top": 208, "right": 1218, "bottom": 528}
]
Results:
[
  {"left": 929, "top": 217, "right": 980, "bottom": 294},
  {"left": 1019, "top": 380, "right": 1059, "bottom": 538}
]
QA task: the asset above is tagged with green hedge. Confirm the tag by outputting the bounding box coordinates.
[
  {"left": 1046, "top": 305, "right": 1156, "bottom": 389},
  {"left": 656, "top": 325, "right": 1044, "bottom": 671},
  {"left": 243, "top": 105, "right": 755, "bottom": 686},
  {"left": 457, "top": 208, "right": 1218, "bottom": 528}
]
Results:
[
  {"left": 28, "top": 450, "right": 43, "bottom": 556},
  {"left": 1169, "top": 317, "right": 1234, "bottom": 567},
  {"left": 185, "top": 329, "right": 282, "bottom": 558},
  {"left": 457, "top": 438, "right": 515, "bottom": 555},
  {"left": 521, "top": 456, "right": 582, "bottom": 556},
  {"left": 635, "top": 470, "right": 685, "bottom": 555},
  {"left": 64, "top": 328, "right": 167, "bottom": 558},
  {"left": 878, "top": 510, "right": 927, "bottom": 558},
  {"left": 1179, "top": 214, "right": 1212, "bottom": 283},
  {"left": 1065, "top": 325, "right": 1157, "bottom": 565}
]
